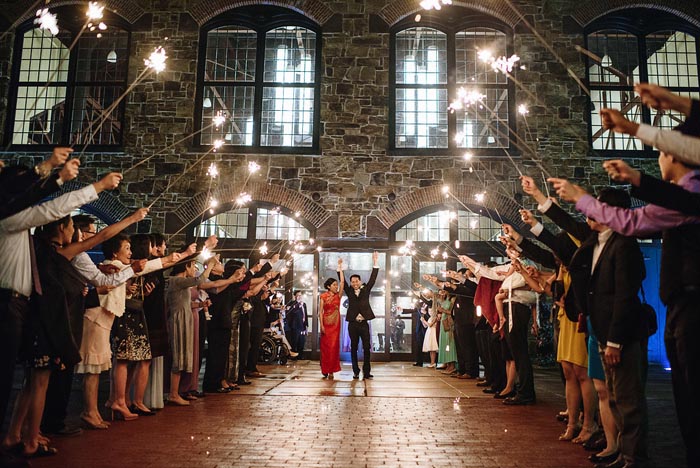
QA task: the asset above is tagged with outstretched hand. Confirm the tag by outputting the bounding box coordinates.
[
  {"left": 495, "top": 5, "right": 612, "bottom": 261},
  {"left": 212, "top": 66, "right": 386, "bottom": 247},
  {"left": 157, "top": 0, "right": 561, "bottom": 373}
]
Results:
[
  {"left": 548, "top": 178, "right": 588, "bottom": 203},
  {"left": 635, "top": 83, "right": 693, "bottom": 115},
  {"left": 600, "top": 108, "right": 639, "bottom": 135},
  {"left": 602, "top": 160, "right": 641, "bottom": 186}
]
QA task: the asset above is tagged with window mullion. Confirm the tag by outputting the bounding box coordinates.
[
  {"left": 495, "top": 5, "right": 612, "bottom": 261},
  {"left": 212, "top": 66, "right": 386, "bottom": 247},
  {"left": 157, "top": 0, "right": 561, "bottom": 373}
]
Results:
[
  {"left": 253, "top": 28, "right": 265, "bottom": 147},
  {"left": 63, "top": 29, "right": 80, "bottom": 146},
  {"left": 447, "top": 30, "right": 456, "bottom": 151}
]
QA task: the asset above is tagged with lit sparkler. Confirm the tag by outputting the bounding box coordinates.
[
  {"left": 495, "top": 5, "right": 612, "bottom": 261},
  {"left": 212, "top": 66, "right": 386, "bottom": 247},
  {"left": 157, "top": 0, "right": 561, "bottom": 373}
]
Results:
[
  {"left": 86, "top": 2, "right": 105, "bottom": 20},
  {"left": 213, "top": 112, "right": 226, "bottom": 128},
  {"left": 212, "top": 139, "right": 224, "bottom": 151},
  {"left": 144, "top": 46, "right": 167, "bottom": 73},
  {"left": 449, "top": 88, "right": 485, "bottom": 112},
  {"left": 236, "top": 192, "right": 252, "bottom": 206},
  {"left": 207, "top": 163, "right": 219, "bottom": 178},
  {"left": 259, "top": 242, "right": 269, "bottom": 256},
  {"left": 474, "top": 192, "right": 485, "bottom": 203},
  {"left": 463, "top": 152, "right": 473, "bottom": 161},
  {"left": 419, "top": 0, "right": 452, "bottom": 10},
  {"left": 518, "top": 104, "right": 529, "bottom": 116},
  {"left": 248, "top": 161, "right": 261, "bottom": 173},
  {"left": 35, "top": 9, "right": 59, "bottom": 36}
]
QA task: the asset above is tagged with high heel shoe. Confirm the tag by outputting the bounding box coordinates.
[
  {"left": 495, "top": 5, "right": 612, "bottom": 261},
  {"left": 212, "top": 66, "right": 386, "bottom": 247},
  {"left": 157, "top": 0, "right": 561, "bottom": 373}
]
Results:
[
  {"left": 572, "top": 423, "right": 599, "bottom": 444},
  {"left": 558, "top": 424, "right": 581, "bottom": 441},
  {"left": 129, "top": 404, "right": 156, "bottom": 416},
  {"left": 109, "top": 405, "right": 138, "bottom": 421},
  {"left": 80, "top": 415, "right": 108, "bottom": 429}
]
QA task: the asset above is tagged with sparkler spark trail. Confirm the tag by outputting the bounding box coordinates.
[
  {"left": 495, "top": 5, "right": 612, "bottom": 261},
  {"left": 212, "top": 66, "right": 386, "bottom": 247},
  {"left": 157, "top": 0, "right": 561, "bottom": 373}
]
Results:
[{"left": 86, "top": 2, "right": 104, "bottom": 20}]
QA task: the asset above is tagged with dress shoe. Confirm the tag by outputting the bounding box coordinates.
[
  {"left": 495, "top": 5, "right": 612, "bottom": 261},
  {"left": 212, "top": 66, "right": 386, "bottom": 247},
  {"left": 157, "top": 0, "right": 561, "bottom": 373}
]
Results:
[
  {"left": 412, "top": 363, "right": 423, "bottom": 367},
  {"left": 482, "top": 388, "right": 498, "bottom": 394},
  {"left": 503, "top": 395, "right": 535, "bottom": 405},
  {"left": 353, "top": 374, "right": 359, "bottom": 380},
  {"left": 475, "top": 380, "right": 492, "bottom": 387},
  {"left": 494, "top": 390, "right": 516, "bottom": 399},
  {"left": 593, "top": 457, "right": 625, "bottom": 468},
  {"left": 236, "top": 379, "right": 252, "bottom": 385},
  {"left": 583, "top": 432, "right": 607, "bottom": 452},
  {"left": 589, "top": 452, "right": 620, "bottom": 464},
  {"left": 364, "top": 374, "right": 374, "bottom": 379}
]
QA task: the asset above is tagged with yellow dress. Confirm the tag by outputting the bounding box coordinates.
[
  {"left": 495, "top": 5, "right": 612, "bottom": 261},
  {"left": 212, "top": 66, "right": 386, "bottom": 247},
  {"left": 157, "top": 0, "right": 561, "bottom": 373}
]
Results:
[{"left": 556, "top": 271, "right": 588, "bottom": 368}]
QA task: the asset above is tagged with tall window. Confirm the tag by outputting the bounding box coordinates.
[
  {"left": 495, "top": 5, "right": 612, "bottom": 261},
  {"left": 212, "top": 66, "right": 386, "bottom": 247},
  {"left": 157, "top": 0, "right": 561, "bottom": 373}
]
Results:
[
  {"left": 194, "top": 205, "right": 310, "bottom": 240},
  {"left": 197, "top": 6, "right": 321, "bottom": 152},
  {"left": 8, "top": 10, "right": 129, "bottom": 147},
  {"left": 393, "top": 209, "right": 502, "bottom": 243},
  {"left": 391, "top": 13, "right": 513, "bottom": 155},
  {"left": 586, "top": 9, "right": 700, "bottom": 153}
]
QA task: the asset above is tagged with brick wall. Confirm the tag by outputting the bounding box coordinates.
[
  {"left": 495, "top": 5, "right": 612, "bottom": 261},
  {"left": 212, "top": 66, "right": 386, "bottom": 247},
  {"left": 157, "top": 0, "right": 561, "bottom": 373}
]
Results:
[{"left": 0, "top": 0, "right": 696, "bottom": 242}]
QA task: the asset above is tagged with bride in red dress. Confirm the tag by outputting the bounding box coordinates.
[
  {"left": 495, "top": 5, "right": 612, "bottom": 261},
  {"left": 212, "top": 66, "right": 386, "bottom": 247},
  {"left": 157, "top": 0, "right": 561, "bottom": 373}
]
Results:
[{"left": 319, "top": 258, "right": 344, "bottom": 379}]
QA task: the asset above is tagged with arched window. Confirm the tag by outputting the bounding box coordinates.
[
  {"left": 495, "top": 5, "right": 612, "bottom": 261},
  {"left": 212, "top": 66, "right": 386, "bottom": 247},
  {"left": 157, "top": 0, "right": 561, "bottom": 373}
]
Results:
[
  {"left": 7, "top": 8, "right": 130, "bottom": 148},
  {"left": 194, "top": 205, "right": 310, "bottom": 241},
  {"left": 196, "top": 6, "right": 321, "bottom": 152},
  {"left": 390, "top": 12, "right": 514, "bottom": 156},
  {"left": 393, "top": 209, "right": 502, "bottom": 243},
  {"left": 586, "top": 9, "right": 700, "bottom": 154}
]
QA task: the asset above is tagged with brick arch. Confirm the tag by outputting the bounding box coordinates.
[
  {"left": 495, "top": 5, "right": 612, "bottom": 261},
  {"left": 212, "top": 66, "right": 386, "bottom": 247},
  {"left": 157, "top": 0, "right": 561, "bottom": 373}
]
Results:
[
  {"left": 190, "top": 0, "right": 335, "bottom": 26},
  {"left": 376, "top": 184, "right": 526, "bottom": 232},
  {"left": 572, "top": 1, "right": 700, "bottom": 28},
  {"left": 171, "top": 180, "right": 331, "bottom": 230},
  {"left": 6, "top": 0, "right": 146, "bottom": 25},
  {"left": 52, "top": 181, "right": 131, "bottom": 224},
  {"left": 378, "top": 0, "right": 521, "bottom": 29}
]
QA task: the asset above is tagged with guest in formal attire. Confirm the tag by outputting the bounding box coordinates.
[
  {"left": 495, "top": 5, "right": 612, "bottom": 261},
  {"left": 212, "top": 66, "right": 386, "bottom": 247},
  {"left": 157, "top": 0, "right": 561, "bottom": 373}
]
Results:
[
  {"left": 421, "top": 290, "right": 439, "bottom": 368},
  {"left": 247, "top": 286, "right": 272, "bottom": 378},
  {"left": 539, "top": 184, "right": 649, "bottom": 468},
  {"left": 166, "top": 256, "right": 237, "bottom": 406},
  {"left": 0, "top": 170, "right": 119, "bottom": 458},
  {"left": 338, "top": 252, "right": 379, "bottom": 380},
  {"left": 435, "top": 289, "right": 457, "bottom": 374},
  {"left": 412, "top": 300, "right": 430, "bottom": 367},
  {"left": 285, "top": 290, "right": 308, "bottom": 358},
  {"left": 319, "top": 259, "right": 344, "bottom": 379}
]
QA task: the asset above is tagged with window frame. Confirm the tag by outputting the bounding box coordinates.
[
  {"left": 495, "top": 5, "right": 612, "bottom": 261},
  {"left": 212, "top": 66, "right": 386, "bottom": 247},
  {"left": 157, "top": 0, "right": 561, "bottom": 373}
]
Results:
[
  {"left": 194, "top": 7, "right": 322, "bottom": 154},
  {"left": 5, "top": 9, "right": 132, "bottom": 150},
  {"left": 584, "top": 8, "right": 700, "bottom": 157},
  {"left": 388, "top": 14, "right": 517, "bottom": 157}
]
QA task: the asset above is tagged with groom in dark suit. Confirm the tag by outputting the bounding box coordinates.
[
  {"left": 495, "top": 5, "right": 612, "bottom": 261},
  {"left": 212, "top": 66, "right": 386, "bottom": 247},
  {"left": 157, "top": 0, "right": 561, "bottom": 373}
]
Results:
[{"left": 339, "top": 252, "right": 379, "bottom": 380}]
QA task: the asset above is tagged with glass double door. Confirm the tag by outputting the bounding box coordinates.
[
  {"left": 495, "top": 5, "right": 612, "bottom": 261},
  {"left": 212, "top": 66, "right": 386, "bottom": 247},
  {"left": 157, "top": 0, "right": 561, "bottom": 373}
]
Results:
[{"left": 302, "top": 252, "right": 447, "bottom": 361}]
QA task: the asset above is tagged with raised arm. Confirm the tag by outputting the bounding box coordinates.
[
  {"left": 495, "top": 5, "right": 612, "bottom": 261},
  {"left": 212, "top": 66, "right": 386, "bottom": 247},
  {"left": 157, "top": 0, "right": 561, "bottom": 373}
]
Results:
[
  {"left": 365, "top": 251, "right": 380, "bottom": 290},
  {"left": 60, "top": 208, "right": 149, "bottom": 261},
  {"left": 338, "top": 258, "right": 345, "bottom": 299}
]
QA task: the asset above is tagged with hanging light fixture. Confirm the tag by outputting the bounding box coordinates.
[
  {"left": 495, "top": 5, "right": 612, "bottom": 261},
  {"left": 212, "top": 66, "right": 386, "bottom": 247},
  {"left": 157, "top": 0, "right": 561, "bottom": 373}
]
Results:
[
  {"left": 106, "top": 48, "right": 117, "bottom": 63},
  {"left": 202, "top": 97, "right": 212, "bottom": 108}
]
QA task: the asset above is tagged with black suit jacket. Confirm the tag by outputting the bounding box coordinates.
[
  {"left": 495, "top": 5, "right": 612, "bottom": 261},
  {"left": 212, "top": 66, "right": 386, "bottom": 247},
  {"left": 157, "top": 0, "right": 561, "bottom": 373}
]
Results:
[
  {"left": 568, "top": 232, "right": 646, "bottom": 345},
  {"left": 340, "top": 267, "right": 378, "bottom": 322},
  {"left": 249, "top": 295, "right": 268, "bottom": 328},
  {"left": 0, "top": 169, "right": 61, "bottom": 221}
]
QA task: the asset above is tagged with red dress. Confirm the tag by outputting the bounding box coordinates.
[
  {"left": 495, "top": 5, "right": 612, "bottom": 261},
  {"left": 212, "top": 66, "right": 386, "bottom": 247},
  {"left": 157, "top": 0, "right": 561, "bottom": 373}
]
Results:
[{"left": 319, "top": 291, "right": 342, "bottom": 374}]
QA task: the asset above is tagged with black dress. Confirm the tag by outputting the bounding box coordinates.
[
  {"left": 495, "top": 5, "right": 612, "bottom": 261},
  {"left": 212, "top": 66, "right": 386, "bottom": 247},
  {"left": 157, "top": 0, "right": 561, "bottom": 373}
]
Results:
[
  {"left": 111, "top": 276, "right": 152, "bottom": 361},
  {"left": 143, "top": 268, "right": 169, "bottom": 358},
  {"left": 25, "top": 239, "right": 85, "bottom": 369}
]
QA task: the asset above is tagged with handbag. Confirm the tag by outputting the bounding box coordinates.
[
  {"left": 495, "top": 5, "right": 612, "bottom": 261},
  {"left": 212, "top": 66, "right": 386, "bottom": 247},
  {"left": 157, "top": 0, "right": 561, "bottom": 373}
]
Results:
[
  {"left": 443, "top": 313, "right": 454, "bottom": 332},
  {"left": 640, "top": 286, "right": 658, "bottom": 337}
]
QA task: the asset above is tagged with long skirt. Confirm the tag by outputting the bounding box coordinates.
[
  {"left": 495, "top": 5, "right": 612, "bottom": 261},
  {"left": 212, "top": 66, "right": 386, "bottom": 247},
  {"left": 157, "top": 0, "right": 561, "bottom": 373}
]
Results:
[{"left": 320, "top": 314, "right": 341, "bottom": 374}]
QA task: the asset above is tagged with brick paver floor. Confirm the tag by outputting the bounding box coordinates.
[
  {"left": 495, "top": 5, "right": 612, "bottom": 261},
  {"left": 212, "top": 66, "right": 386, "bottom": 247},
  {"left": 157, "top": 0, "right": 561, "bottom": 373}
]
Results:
[{"left": 24, "top": 362, "right": 683, "bottom": 468}]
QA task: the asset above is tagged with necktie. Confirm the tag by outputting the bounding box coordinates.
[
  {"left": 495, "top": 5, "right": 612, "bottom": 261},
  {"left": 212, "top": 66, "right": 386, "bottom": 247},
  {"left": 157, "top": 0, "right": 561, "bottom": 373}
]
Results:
[{"left": 28, "top": 232, "right": 43, "bottom": 295}]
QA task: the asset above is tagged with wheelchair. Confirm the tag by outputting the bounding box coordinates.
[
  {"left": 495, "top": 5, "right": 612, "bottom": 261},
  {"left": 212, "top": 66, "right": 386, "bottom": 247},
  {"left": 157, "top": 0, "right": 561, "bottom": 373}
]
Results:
[{"left": 259, "top": 330, "right": 291, "bottom": 365}]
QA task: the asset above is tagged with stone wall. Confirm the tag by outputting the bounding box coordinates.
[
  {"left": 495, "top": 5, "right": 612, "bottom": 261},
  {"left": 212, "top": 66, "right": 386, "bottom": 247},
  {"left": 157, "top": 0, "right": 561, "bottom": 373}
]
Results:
[{"left": 0, "top": 0, "right": 697, "bottom": 242}]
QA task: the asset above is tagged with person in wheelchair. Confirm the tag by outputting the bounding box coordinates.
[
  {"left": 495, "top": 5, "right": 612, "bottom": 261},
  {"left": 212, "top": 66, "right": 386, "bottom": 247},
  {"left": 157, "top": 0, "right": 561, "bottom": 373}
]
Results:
[{"left": 263, "top": 295, "right": 298, "bottom": 361}]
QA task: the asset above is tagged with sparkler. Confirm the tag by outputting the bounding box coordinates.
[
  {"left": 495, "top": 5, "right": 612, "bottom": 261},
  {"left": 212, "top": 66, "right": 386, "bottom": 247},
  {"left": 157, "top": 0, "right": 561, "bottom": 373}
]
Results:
[
  {"left": 419, "top": 0, "right": 452, "bottom": 10},
  {"left": 124, "top": 114, "right": 228, "bottom": 176},
  {"left": 449, "top": 88, "right": 485, "bottom": 112},
  {"left": 248, "top": 161, "right": 261, "bottom": 174},
  {"left": 259, "top": 242, "right": 269, "bottom": 256},
  {"left": 78, "top": 46, "right": 168, "bottom": 155},
  {"left": 207, "top": 163, "right": 219, "bottom": 178},
  {"left": 147, "top": 142, "right": 222, "bottom": 209},
  {"left": 236, "top": 192, "right": 252, "bottom": 206},
  {"left": 34, "top": 8, "right": 58, "bottom": 35},
  {"left": 517, "top": 104, "right": 529, "bottom": 116}
]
